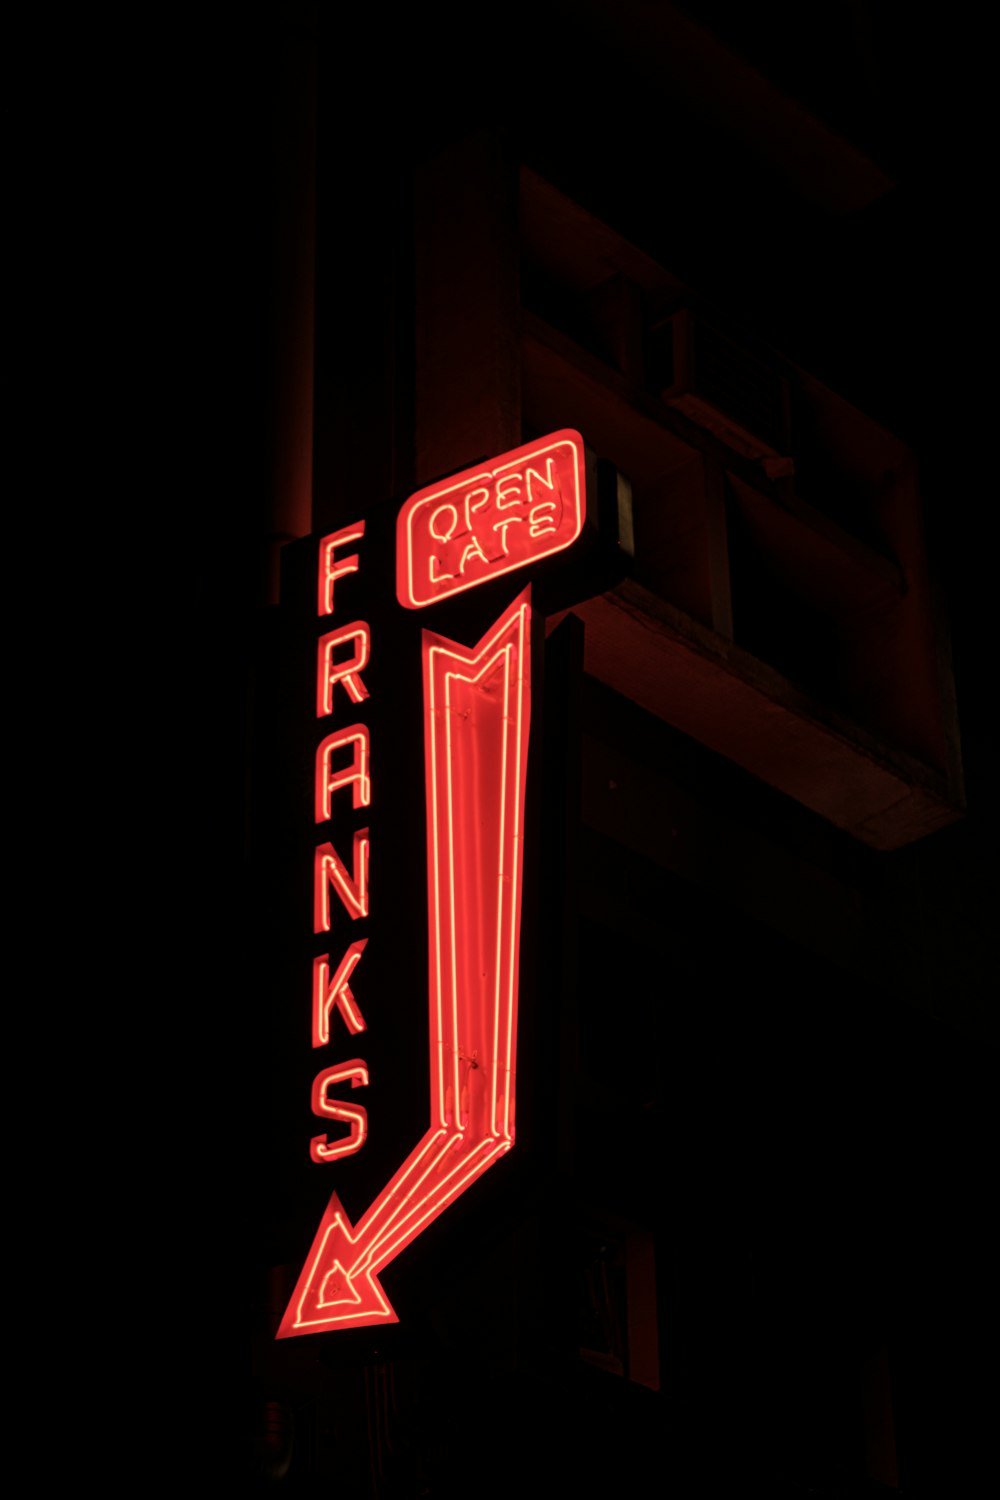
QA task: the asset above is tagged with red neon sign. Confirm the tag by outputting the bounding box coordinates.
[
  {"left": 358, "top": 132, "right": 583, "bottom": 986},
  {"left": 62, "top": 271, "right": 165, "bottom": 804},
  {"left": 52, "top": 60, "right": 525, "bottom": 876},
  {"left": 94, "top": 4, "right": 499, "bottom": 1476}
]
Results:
[
  {"left": 278, "top": 589, "right": 532, "bottom": 1336},
  {"left": 396, "top": 430, "right": 585, "bottom": 608}
]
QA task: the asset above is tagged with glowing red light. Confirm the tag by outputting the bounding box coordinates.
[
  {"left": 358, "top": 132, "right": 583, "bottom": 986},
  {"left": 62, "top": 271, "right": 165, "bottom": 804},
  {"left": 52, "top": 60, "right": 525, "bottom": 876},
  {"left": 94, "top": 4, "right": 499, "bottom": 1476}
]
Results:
[
  {"left": 310, "top": 1059, "right": 369, "bottom": 1162},
  {"left": 314, "top": 831, "right": 370, "bottom": 931},
  {"left": 396, "top": 431, "right": 584, "bottom": 607},
  {"left": 312, "top": 940, "right": 368, "bottom": 1048},
  {"left": 318, "top": 523, "right": 365, "bottom": 617},
  {"left": 278, "top": 590, "right": 533, "bottom": 1337},
  {"left": 315, "top": 726, "right": 371, "bottom": 821},
  {"left": 317, "top": 624, "right": 371, "bottom": 718}
]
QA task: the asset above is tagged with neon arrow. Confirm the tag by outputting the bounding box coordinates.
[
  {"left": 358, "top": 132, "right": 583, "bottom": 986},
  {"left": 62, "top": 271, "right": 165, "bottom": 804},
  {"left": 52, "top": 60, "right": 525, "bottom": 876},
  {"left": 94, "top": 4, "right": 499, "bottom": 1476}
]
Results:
[{"left": 278, "top": 589, "right": 532, "bottom": 1336}]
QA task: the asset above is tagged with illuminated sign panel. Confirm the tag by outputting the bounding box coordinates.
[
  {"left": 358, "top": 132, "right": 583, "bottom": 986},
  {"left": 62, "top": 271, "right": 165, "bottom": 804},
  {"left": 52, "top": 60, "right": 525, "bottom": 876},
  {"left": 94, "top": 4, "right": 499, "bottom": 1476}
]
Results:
[
  {"left": 276, "top": 429, "right": 628, "bottom": 1339},
  {"left": 396, "top": 429, "right": 585, "bottom": 607}
]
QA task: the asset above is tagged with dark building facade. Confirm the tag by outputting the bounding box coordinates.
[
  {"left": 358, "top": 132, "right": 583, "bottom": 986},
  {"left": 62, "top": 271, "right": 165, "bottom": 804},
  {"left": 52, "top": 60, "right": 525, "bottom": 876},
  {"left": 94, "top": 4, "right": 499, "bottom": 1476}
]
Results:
[{"left": 243, "top": 6, "right": 994, "bottom": 1494}]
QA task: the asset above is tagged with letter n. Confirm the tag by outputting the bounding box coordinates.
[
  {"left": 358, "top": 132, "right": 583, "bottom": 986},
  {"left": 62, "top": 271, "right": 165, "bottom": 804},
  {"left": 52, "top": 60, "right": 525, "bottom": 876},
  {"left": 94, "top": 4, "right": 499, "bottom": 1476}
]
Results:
[{"left": 314, "top": 831, "right": 369, "bottom": 930}]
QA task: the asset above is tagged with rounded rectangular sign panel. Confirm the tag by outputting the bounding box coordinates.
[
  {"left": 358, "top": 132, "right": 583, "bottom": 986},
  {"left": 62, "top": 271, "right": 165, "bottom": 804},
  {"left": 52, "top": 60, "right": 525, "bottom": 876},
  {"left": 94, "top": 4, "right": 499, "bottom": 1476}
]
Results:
[{"left": 396, "top": 429, "right": 585, "bottom": 608}]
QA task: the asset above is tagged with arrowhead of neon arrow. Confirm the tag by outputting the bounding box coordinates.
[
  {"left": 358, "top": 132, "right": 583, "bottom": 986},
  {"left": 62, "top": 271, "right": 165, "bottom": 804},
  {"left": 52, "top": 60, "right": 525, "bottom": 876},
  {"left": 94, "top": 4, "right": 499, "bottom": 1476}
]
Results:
[{"left": 276, "top": 1194, "right": 398, "bottom": 1337}]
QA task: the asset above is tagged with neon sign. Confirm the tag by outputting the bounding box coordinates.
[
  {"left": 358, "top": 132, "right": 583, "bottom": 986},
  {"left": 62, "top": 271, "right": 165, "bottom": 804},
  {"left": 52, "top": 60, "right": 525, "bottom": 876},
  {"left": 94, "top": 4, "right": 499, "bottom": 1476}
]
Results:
[
  {"left": 396, "top": 429, "right": 585, "bottom": 608},
  {"left": 278, "top": 428, "right": 621, "bottom": 1338},
  {"left": 279, "top": 578, "right": 532, "bottom": 1335}
]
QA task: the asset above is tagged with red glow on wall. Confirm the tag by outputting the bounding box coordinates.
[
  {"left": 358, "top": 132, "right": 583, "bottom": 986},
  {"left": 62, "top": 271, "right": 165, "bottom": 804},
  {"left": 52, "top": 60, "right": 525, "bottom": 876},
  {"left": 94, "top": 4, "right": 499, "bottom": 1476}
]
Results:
[
  {"left": 278, "top": 590, "right": 533, "bottom": 1337},
  {"left": 396, "top": 431, "right": 584, "bottom": 607}
]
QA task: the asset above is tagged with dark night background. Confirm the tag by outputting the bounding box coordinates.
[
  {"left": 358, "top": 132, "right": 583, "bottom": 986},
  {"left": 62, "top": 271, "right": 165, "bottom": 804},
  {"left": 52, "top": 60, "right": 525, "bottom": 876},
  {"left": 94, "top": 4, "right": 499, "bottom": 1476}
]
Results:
[{"left": 182, "top": 3, "right": 1000, "bottom": 1494}]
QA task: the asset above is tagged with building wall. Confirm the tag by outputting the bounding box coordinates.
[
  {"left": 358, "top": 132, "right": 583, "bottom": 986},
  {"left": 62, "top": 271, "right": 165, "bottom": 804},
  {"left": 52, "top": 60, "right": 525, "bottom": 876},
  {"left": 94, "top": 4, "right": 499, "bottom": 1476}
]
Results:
[{"left": 245, "top": 6, "right": 994, "bottom": 1493}]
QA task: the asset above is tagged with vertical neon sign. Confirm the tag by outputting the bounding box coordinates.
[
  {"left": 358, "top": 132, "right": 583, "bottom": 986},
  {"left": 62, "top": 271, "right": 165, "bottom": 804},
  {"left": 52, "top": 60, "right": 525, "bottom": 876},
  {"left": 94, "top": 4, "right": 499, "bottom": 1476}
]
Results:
[
  {"left": 280, "top": 432, "right": 586, "bottom": 1338},
  {"left": 306, "top": 525, "right": 372, "bottom": 1180},
  {"left": 280, "top": 590, "right": 532, "bottom": 1334}
]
